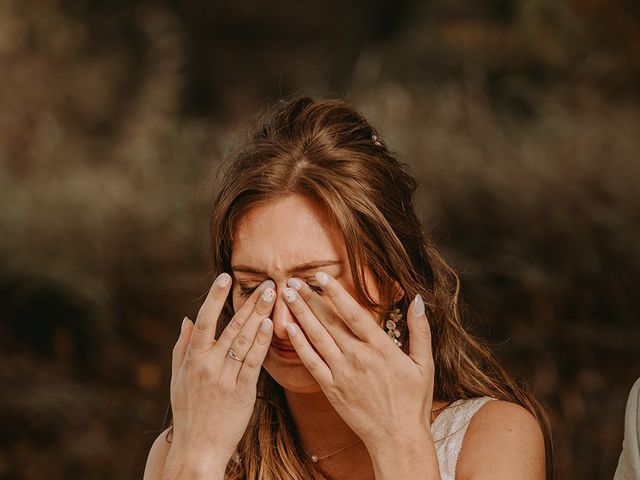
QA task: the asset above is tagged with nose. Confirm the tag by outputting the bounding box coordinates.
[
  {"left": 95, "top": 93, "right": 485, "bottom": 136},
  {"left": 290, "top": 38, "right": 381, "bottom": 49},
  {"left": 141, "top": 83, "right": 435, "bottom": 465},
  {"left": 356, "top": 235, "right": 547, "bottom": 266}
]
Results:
[{"left": 271, "top": 282, "right": 300, "bottom": 340}]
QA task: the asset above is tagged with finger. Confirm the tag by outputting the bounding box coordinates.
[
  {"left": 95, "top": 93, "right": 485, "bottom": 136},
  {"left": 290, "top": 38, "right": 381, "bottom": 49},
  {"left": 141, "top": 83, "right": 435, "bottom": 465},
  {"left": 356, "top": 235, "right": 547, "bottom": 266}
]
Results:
[
  {"left": 222, "top": 288, "right": 276, "bottom": 377},
  {"left": 171, "top": 317, "right": 193, "bottom": 387},
  {"left": 222, "top": 311, "right": 264, "bottom": 379},
  {"left": 313, "top": 271, "right": 381, "bottom": 344},
  {"left": 215, "top": 286, "right": 276, "bottom": 354},
  {"left": 187, "top": 272, "right": 232, "bottom": 356},
  {"left": 230, "top": 279, "right": 276, "bottom": 325},
  {"left": 282, "top": 286, "right": 344, "bottom": 367},
  {"left": 237, "top": 317, "right": 273, "bottom": 386},
  {"left": 287, "top": 277, "right": 355, "bottom": 349},
  {"left": 407, "top": 293, "right": 433, "bottom": 370},
  {"left": 285, "top": 323, "right": 333, "bottom": 386}
]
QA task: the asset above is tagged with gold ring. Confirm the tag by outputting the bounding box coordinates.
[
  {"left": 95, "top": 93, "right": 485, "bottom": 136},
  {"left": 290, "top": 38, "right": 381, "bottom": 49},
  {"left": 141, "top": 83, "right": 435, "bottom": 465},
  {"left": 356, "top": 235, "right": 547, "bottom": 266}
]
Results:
[{"left": 227, "top": 348, "right": 243, "bottom": 362}]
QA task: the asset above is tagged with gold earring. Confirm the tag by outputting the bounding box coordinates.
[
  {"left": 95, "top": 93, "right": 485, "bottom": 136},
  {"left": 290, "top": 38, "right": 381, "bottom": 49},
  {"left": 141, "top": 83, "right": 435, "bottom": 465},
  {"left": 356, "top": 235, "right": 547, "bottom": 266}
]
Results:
[{"left": 385, "top": 307, "right": 403, "bottom": 347}]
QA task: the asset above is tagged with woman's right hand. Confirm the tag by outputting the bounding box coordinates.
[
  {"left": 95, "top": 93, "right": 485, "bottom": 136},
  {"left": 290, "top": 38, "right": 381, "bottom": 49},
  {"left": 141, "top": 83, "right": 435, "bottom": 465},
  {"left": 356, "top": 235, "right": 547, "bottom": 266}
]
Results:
[{"left": 162, "top": 272, "right": 276, "bottom": 479}]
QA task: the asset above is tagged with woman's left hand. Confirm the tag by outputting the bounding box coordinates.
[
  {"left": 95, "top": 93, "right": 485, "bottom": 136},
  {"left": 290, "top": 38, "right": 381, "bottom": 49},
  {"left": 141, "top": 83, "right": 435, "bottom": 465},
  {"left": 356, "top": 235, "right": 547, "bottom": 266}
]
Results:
[{"left": 282, "top": 272, "right": 436, "bottom": 452}]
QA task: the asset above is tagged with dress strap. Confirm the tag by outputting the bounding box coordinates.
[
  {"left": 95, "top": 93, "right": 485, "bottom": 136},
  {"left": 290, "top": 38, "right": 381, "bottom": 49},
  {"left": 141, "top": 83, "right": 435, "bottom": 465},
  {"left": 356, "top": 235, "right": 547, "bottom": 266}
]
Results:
[{"left": 430, "top": 396, "right": 497, "bottom": 480}]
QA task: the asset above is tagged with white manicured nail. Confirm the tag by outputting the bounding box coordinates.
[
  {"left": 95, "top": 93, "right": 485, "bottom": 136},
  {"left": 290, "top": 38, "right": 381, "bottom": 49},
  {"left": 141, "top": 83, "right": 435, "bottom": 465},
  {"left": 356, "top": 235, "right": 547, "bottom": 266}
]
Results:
[
  {"left": 414, "top": 293, "right": 425, "bottom": 316},
  {"left": 287, "top": 277, "right": 303, "bottom": 290},
  {"left": 215, "top": 272, "right": 231, "bottom": 288},
  {"left": 286, "top": 323, "right": 297, "bottom": 337},
  {"left": 261, "top": 318, "right": 272, "bottom": 332},
  {"left": 315, "top": 272, "right": 329, "bottom": 286},
  {"left": 284, "top": 287, "right": 298, "bottom": 302},
  {"left": 261, "top": 287, "right": 275, "bottom": 302}
]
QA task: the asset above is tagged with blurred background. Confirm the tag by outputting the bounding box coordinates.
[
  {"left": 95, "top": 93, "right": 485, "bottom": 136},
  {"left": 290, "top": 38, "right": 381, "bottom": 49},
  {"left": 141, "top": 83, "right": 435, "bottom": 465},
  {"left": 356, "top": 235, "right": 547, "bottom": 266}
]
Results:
[{"left": 1, "top": 0, "right": 639, "bottom": 478}]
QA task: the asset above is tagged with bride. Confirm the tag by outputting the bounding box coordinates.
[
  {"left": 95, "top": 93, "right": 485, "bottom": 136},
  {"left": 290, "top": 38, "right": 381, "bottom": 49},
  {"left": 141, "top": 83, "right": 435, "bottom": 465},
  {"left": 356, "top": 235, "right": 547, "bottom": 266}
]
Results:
[{"left": 143, "top": 95, "right": 554, "bottom": 479}]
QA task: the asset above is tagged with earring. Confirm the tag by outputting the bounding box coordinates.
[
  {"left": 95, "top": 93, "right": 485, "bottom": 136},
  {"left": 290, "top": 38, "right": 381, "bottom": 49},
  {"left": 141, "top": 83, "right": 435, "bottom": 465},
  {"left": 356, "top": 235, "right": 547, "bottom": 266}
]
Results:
[{"left": 385, "top": 307, "right": 403, "bottom": 347}]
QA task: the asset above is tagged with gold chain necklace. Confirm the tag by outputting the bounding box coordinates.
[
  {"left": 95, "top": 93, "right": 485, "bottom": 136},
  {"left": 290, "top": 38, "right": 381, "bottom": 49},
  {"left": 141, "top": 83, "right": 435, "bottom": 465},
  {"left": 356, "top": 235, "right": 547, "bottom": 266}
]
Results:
[
  {"left": 302, "top": 437, "right": 363, "bottom": 463},
  {"left": 302, "top": 403, "right": 452, "bottom": 464}
]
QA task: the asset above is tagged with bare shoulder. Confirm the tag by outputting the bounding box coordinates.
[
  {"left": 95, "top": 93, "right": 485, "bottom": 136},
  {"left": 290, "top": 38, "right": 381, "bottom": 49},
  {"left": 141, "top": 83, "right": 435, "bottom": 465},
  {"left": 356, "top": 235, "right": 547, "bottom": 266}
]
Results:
[
  {"left": 455, "top": 400, "right": 546, "bottom": 480},
  {"left": 143, "top": 427, "right": 173, "bottom": 480}
]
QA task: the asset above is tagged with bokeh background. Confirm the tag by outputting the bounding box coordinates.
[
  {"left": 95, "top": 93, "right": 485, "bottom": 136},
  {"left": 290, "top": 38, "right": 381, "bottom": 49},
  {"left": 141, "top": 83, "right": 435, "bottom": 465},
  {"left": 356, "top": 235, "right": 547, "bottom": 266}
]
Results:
[{"left": 1, "top": 1, "right": 639, "bottom": 479}]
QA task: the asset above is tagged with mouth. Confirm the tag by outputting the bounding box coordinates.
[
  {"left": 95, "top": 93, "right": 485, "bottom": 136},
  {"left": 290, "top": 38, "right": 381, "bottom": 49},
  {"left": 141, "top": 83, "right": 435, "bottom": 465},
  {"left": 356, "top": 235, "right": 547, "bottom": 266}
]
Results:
[
  {"left": 271, "top": 342, "right": 296, "bottom": 352},
  {"left": 270, "top": 343, "right": 300, "bottom": 359}
]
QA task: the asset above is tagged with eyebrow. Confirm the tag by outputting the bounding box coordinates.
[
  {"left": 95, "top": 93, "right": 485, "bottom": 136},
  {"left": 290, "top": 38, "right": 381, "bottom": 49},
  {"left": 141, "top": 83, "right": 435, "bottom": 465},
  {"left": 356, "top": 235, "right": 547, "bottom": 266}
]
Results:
[{"left": 231, "top": 260, "right": 342, "bottom": 275}]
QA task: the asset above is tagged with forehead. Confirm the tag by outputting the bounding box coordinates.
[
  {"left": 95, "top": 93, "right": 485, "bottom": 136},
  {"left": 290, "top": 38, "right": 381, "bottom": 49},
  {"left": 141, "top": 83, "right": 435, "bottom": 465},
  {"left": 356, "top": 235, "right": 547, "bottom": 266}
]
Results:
[{"left": 231, "top": 194, "right": 346, "bottom": 270}]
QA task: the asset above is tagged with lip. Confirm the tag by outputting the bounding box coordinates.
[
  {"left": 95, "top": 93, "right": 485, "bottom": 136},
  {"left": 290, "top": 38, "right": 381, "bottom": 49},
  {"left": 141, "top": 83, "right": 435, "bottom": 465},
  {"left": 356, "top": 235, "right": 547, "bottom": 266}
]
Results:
[{"left": 271, "top": 343, "right": 300, "bottom": 359}]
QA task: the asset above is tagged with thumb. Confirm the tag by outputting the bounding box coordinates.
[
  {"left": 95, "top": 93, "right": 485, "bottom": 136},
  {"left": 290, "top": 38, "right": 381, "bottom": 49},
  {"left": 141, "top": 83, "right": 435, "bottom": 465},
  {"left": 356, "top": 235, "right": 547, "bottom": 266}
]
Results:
[{"left": 407, "top": 294, "right": 433, "bottom": 369}]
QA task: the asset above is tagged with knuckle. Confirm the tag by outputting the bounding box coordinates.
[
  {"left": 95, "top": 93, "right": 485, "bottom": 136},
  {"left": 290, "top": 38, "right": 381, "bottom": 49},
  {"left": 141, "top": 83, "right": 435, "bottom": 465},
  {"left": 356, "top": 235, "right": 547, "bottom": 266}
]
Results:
[
  {"left": 306, "top": 359, "right": 320, "bottom": 372},
  {"left": 323, "top": 313, "right": 337, "bottom": 327},
  {"left": 326, "top": 385, "right": 344, "bottom": 403},
  {"left": 371, "top": 341, "right": 387, "bottom": 357},
  {"left": 195, "top": 319, "right": 211, "bottom": 332},
  {"left": 182, "top": 355, "right": 195, "bottom": 368},
  {"left": 325, "top": 286, "right": 338, "bottom": 300},
  {"left": 235, "top": 333, "right": 250, "bottom": 347},
  {"left": 243, "top": 356, "right": 260, "bottom": 371},
  {"left": 345, "top": 311, "right": 359, "bottom": 326},
  {"left": 350, "top": 354, "right": 368, "bottom": 371},
  {"left": 307, "top": 330, "right": 325, "bottom": 345},
  {"left": 256, "top": 329, "right": 271, "bottom": 345},
  {"left": 182, "top": 355, "right": 200, "bottom": 378},
  {"left": 191, "top": 358, "right": 213, "bottom": 378},
  {"left": 226, "top": 317, "right": 243, "bottom": 334}
]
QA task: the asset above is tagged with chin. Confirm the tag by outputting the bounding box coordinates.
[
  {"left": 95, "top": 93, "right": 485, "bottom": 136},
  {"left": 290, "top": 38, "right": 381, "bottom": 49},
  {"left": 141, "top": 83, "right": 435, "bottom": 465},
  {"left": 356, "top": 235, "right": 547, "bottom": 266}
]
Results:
[{"left": 263, "top": 353, "right": 324, "bottom": 394}]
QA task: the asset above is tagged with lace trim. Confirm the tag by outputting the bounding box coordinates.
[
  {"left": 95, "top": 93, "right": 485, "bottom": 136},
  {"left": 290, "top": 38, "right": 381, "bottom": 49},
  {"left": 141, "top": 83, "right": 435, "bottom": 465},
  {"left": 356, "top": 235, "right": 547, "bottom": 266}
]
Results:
[{"left": 430, "top": 396, "right": 497, "bottom": 480}]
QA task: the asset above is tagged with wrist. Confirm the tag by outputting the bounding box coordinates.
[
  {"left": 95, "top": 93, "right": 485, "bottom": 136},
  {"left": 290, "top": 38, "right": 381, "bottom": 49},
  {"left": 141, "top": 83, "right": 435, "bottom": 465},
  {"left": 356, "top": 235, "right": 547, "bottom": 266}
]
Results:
[
  {"left": 367, "top": 427, "right": 441, "bottom": 480},
  {"left": 366, "top": 425, "right": 431, "bottom": 454},
  {"left": 162, "top": 444, "right": 228, "bottom": 480}
]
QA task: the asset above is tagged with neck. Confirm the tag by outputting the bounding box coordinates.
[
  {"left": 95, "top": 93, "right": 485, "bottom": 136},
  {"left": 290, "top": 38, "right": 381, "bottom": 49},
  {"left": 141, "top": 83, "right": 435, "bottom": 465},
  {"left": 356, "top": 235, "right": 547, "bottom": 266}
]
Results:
[
  {"left": 283, "top": 388, "right": 450, "bottom": 480},
  {"left": 285, "top": 389, "right": 452, "bottom": 452},
  {"left": 284, "top": 389, "right": 360, "bottom": 457}
]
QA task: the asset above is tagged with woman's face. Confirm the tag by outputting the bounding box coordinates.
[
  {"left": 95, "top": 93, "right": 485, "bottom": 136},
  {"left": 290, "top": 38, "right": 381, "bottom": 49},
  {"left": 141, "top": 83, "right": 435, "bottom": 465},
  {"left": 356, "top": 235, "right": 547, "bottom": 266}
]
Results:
[{"left": 230, "top": 193, "right": 384, "bottom": 394}]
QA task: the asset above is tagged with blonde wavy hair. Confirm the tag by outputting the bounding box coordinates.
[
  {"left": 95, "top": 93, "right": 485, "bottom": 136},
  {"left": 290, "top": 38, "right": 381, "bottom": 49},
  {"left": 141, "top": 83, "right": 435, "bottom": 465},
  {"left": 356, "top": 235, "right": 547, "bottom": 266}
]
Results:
[{"left": 165, "top": 95, "right": 556, "bottom": 479}]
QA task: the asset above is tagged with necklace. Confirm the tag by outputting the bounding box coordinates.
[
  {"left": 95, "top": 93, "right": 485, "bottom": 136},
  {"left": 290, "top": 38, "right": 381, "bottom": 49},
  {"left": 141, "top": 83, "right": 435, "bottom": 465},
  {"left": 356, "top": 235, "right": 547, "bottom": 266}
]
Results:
[
  {"left": 302, "top": 404, "right": 453, "bottom": 464},
  {"left": 302, "top": 438, "right": 363, "bottom": 463}
]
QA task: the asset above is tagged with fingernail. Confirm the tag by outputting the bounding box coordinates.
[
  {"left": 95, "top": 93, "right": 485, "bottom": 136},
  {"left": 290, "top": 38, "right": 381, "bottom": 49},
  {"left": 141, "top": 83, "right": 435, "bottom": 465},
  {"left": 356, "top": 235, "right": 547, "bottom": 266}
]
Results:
[
  {"left": 261, "top": 287, "right": 275, "bottom": 302},
  {"left": 283, "top": 287, "right": 297, "bottom": 302},
  {"left": 413, "top": 294, "right": 425, "bottom": 316},
  {"left": 181, "top": 317, "right": 189, "bottom": 332},
  {"left": 286, "top": 323, "right": 297, "bottom": 337},
  {"left": 258, "top": 279, "right": 275, "bottom": 291},
  {"left": 215, "top": 272, "right": 231, "bottom": 288},
  {"left": 261, "top": 317, "right": 272, "bottom": 332},
  {"left": 287, "top": 277, "right": 303, "bottom": 290},
  {"left": 315, "top": 272, "right": 329, "bottom": 286}
]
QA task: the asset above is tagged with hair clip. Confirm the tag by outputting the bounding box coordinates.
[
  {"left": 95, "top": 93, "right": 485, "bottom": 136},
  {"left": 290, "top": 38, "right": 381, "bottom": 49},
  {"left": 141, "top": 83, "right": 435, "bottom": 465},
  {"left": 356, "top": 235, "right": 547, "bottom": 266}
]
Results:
[{"left": 371, "top": 134, "right": 382, "bottom": 147}]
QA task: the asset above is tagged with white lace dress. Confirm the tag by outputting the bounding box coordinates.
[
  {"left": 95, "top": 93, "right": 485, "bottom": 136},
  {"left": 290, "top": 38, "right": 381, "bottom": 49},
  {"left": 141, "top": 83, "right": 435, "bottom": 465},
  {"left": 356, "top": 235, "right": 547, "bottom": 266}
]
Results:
[{"left": 430, "top": 396, "right": 497, "bottom": 480}]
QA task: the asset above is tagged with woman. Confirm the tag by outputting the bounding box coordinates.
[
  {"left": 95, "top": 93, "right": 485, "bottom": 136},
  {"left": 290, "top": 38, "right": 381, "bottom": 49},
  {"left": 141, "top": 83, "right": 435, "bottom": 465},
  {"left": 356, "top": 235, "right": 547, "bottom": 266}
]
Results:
[
  {"left": 143, "top": 96, "right": 554, "bottom": 479},
  {"left": 614, "top": 377, "right": 640, "bottom": 479}
]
